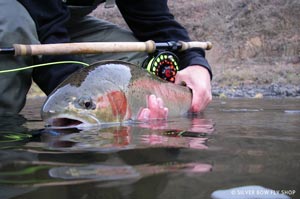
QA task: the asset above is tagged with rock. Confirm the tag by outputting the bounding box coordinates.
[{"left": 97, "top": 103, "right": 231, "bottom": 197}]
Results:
[{"left": 254, "top": 93, "right": 263, "bottom": 98}]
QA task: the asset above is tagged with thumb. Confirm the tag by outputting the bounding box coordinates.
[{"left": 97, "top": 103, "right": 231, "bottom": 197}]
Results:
[{"left": 174, "top": 71, "right": 188, "bottom": 86}]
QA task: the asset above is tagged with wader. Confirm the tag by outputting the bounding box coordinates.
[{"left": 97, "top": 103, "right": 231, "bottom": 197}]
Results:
[{"left": 0, "top": 0, "right": 146, "bottom": 115}]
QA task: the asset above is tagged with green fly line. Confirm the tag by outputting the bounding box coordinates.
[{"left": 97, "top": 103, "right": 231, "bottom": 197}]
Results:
[{"left": 0, "top": 61, "right": 89, "bottom": 74}]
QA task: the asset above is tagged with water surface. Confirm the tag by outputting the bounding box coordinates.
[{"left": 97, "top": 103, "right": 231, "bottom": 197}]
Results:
[{"left": 0, "top": 98, "right": 299, "bottom": 199}]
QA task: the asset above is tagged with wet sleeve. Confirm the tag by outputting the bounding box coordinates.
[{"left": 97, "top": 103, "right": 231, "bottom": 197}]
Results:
[
  {"left": 116, "top": 0, "right": 212, "bottom": 78},
  {"left": 17, "top": 0, "right": 83, "bottom": 95}
]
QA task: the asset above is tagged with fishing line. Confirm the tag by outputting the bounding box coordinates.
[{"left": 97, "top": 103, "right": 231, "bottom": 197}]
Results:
[
  {"left": 0, "top": 132, "right": 32, "bottom": 143},
  {"left": 0, "top": 61, "right": 89, "bottom": 74}
]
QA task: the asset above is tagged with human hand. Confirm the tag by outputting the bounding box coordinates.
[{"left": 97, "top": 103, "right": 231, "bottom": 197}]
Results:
[
  {"left": 137, "top": 94, "right": 168, "bottom": 121},
  {"left": 175, "top": 65, "right": 212, "bottom": 112}
]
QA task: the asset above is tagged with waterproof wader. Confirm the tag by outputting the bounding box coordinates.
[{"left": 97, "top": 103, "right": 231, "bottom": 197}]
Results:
[{"left": 0, "top": 0, "right": 146, "bottom": 115}]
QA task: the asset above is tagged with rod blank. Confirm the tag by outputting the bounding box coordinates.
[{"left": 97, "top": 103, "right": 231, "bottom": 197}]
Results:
[{"left": 0, "top": 47, "right": 15, "bottom": 54}]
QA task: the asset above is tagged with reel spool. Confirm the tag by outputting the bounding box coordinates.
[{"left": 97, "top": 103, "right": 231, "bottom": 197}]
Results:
[{"left": 142, "top": 51, "right": 179, "bottom": 83}]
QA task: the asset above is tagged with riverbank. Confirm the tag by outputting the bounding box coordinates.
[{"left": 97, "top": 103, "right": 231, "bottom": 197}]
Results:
[{"left": 212, "top": 83, "right": 300, "bottom": 98}]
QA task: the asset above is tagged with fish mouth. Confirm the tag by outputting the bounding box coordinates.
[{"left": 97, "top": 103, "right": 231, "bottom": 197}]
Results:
[
  {"left": 45, "top": 115, "right": 101, "bottom": 129},
  {"left": 47, "top": 118, "right": 83, "bottom": 128}
]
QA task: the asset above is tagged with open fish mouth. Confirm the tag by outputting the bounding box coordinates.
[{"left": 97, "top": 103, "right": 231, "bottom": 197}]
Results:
[
  {"left": 46, "top": 118, "right": 83, "bottom": 128},
  {"left": 44, "top": 115, "right": 101, "bottom": 129}
]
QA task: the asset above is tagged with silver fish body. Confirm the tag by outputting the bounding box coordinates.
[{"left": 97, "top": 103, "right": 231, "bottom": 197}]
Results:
[{"left": 42, "top": 61, "right": 192, "bottom": 128}]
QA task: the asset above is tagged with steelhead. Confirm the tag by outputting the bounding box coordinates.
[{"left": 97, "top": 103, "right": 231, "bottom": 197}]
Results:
[{"left": 42, "top": 61, "right": 192, "bottom": 128}]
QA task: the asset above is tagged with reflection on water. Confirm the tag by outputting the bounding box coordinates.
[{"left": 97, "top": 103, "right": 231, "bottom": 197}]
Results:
[
  {"left": 36, "top": 118, "right": 213, "bottom": 152},
  {"left": 0, "top": 98, "right": 299, "bottom": 199}
]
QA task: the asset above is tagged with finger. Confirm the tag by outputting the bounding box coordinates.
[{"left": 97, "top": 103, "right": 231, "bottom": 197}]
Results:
[
  {"left": 138, "top": 108, "right": 150, "bottom": 121},
  {"left": 157, "top": 97, "right": 164, "bottom": 108},
  {"left": 174, "top": 71, "right": 184, "bottom": 85},
  {"left": 175, "top": 79, "right": 187, "bottom": 87},
  {"left": 164, "top": 108, "right": 168, "bottom": 119},
  {"left": 148, "top": 94, "right": 158, "bottom": 110},
  {"left": 191, "top": 89, "right": 203, "bottom": 113}
]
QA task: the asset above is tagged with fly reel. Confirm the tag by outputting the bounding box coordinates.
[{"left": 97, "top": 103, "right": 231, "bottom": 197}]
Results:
[{"left": 142, "top": 51, "right": 179, "bottom": 83}]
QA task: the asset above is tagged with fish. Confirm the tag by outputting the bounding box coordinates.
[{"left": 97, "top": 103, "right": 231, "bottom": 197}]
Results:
[{"left": 42, "top": 60, "right": 192, "bottom": 128}]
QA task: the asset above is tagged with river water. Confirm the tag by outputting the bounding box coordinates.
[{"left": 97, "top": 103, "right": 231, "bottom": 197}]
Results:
[{"left": 0, "top": 98, "right": 299, "bottom": 199}]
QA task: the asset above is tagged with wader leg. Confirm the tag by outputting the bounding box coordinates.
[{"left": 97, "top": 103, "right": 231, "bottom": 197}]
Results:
[
  {"left": 67, "top": 16, "right": 147, "bottom": 66},
  {"left": 0, "top": 0, "right": 40, "bottom": 115}
]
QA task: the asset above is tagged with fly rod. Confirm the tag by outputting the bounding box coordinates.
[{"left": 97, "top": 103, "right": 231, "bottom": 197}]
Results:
[{"left": 0, "top": 40, "right": 212, "bottom": 56}]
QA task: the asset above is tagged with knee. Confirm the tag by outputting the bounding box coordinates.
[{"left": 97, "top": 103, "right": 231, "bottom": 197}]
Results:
[{"left": 0, "top": 1, "right": 39, "bottom": 45}]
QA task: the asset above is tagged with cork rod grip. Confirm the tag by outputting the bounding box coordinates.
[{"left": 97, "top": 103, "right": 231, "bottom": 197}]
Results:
[
  {"left": 13, "top": 40, "right": 156, "bottom": 56},
  {"left": 179, "top": 41, "right": 212, "bottom": 51}
]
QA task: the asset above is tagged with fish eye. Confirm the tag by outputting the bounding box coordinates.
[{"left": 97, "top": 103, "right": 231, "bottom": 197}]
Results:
[
  {"left": 77, "top": 96, "right": 95, "bottom": 110},
  {"left": 84, "top": 101, "right": 91, "bottom": 108}
]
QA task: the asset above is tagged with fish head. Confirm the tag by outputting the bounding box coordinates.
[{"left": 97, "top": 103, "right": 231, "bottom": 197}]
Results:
[{"left": 42, "top": 61, "right": 133, "bottom": 129}]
